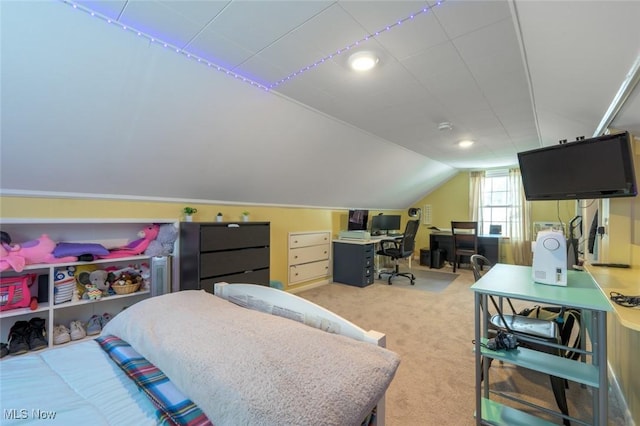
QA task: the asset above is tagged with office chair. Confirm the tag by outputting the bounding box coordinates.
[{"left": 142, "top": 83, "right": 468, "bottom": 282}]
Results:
[
  {"left": 471, "top": 254, "right": 571, "bottom": 426},
  {"left": 376, "top": 220, "right": 419, "bottom": 285},
  {"left": 451, "top": 221, "right": 479, "bottom": 272}
]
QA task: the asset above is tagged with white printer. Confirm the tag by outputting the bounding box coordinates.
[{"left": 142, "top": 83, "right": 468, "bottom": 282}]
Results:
[{"left": 531, "top": 229, "right": 567, "bottom": 286}]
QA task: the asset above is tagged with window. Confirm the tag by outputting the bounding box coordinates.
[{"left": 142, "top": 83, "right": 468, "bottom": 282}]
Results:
[
  {"left": 471, "top": 169, "right": 530, "bottom": 241},
  {"left": 481, "top": 170, "right": 510, "bottom": 236},
  {"left": 471, "top": 169, "right": 532, "bottom": 265}
]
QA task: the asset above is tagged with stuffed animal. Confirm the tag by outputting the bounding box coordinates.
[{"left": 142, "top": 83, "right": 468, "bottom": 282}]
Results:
[
  {"left": 89, "top": 270, "right": 111, "bottom": 296},
  {"left": 84, "top": 283, "right": 102, "bottom": 300},
  {"left": 144, "top": 224, "right": 178, "bottom": 257},
  {"left": 99, "top": 225, "right": 160, "bottom": 259},
  {"left": 71, "top": 288, "right": 81, "bottom": 302},
  {"left": 112, "top": 271, "right": 142, "bottom": 288},
  {"left": 0, "top": 243, "right": 22, "bottom": 272},
  {"left": 0, "top": 234, "right": 77, "bottom": 272},
  {"left": 129, "top": 263, "right": 151, "bottom": 290}
]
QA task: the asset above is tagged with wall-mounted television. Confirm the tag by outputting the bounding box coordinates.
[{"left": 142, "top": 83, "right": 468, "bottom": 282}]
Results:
[
  {"left": 517, "top": 131, "right": 637, "bottom": 201},
  {"left": 347, "top": 209, "right": 369, "bottom": 231}
]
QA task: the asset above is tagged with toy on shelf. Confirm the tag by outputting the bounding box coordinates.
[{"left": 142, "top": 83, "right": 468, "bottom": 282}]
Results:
[
  {"left": 99, "top": 224, "right": 160, "bottom": 259},
  {"left": 89, "top": 270, "right": 111, "bottom": 296},
  {"left": 54, "top": 266, "right": 77, "bottom": 305},
  {"left": 1, "top": 234, "right": 78, "bottom": 272},
  {"left": 144, "top": 224, "right": 178, "bottom": 257},
  {"left": 111, "top": 270, "right": 143, "bottom": 295},
  {"left": 84, "top": 283, "right": 102, "bottom": 300}
]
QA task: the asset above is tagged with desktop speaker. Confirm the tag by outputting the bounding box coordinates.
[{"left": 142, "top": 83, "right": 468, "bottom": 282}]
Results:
[{"left": 531, "top": 230, "right": 567, "bottom": 286}]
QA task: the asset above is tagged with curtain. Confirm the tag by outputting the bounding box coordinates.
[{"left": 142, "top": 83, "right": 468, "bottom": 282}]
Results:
[
  {"left": 469, "top": 171, "right": 484, "bottom": 223},
  {"left": 507, "top": 168, "right": 532, "bottom": 265}
]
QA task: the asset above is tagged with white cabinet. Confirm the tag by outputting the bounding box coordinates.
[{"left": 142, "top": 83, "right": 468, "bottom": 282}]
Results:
[
  {"left": 0, "top": 219, "right": 175, "bottom": 356},
  {"left": 288, "top": 231, "right": 331, "bottom": 284}
]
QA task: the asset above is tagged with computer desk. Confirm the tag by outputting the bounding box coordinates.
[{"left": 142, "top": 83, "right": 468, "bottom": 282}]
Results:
[{"left": 429, "top": 231, "right": 503, "bottom": 266}]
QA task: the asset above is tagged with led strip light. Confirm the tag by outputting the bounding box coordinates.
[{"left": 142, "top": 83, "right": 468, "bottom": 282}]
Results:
[
  {"left": 269, "top": 1, "right": 445, "bottom": 89},
  {"left": 61, "top": 0, "right": 447, "bottom": 92}
]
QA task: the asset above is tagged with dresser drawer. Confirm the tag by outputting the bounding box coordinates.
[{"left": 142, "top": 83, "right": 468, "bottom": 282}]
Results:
[
  {"left": 200, "top": 247, "right": 269, "bottom": 278},
  {"left": 362, "top": 243, "right": 374, "bottom": 256},
  {"left": 201, "top": 224, "right": 269, "bottom": 251},
  {"left": 289, "top": 260, "right": 330, "bottom": 283},
  {"left": 200, "top": 269, "right": 270, "bottom": 292},
  {"left": 288, "top": 244, "right": 330, "bottom": 265},
  {"left": 289, "top": 232, "right": 331, "bottom": 249}
]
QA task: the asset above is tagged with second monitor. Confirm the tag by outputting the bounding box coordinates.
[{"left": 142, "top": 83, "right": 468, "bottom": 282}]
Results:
[{"left": 371, "top": 215, "right": 402, "bottom": 235}]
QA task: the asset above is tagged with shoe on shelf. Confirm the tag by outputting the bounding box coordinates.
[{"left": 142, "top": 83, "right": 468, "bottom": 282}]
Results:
[
  {"left": 101, "top": 312, "right": 113, "bottom": 327},
  {"left": 28, "top": 317, "right": 48, "bottom": 351},
  {"left": 7, "top": 321, "right": 30, "bottom": 355},
  {"left": 53, "top": 325, "right": 71, "bottom": 345},
  {"left": 69, "top": 320, "right": 87, "bottom": 341},
  {"left": 85, "top": 315, "right": 102, "bottom": 336},
  {"left": 1, "top": 343, "right": 9, "bottom": 358}
]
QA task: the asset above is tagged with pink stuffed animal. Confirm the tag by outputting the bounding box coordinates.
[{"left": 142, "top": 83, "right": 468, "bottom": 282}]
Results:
[
  {"left": 99, "top": 225, "right": 160, "bottom": 259},
  {"left": 0, "top": 243, "right": 23, "bottom": 272},
  {"left": 0, "top": 234, "right": 77, "bottom": 272}
]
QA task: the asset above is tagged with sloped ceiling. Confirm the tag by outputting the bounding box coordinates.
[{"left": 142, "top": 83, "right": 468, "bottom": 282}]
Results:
[{"left": 1, "top": 0, "right": 639, "bottom": 210}]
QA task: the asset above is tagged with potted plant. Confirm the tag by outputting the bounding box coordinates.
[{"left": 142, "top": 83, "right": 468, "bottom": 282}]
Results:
[
  {"left": 216, "top": 212, "right": 223, "bottom": 222},
  {"left": 242, "top": 211, "right": 250, "bottom": 222},
  {"left": 183, "top": 207, "right": 198, "bottom": 222}
]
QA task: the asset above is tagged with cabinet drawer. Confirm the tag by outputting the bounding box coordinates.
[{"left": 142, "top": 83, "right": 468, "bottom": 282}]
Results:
[
  {"left": 201, "top": 247, "right": 269, "bottom": 278},
  {"left": 289, "top": 232, "right": 331, "bottom": 248},
  {"left": 289, "top": 260, "right": 330, "bottom": 283},
  {"left": 201, "top": 224, "right": 269, "bottom": 251},
  {"left": 200, "top": 269, "right": 270, "bottom": 292},
  {"left": 288, "top": 244, "right": 330, "bottom": 265}
]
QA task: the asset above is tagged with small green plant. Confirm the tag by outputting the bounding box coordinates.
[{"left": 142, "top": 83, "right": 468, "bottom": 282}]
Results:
[
  {"left": 242, "top": 211, "right": 250, "bottom": 216},
  {"left": 183, "top": 207, "right": 198, "bottom": 215},
  {"left": 217, "top": 212, "right": 223, "bottom": 217}
]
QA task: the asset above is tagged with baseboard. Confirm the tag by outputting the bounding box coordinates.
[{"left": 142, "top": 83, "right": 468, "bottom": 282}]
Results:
[
  {"left": 287, "top": 279, "right": 330, "bottom": 294},
  {"left": 608, "top": 362, "right": 636, "bottom": 426}
]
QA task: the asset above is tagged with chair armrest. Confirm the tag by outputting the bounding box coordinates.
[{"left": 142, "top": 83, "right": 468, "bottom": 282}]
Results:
[{"left": 378, "top": 239, "right": 400, "bottom": 252}]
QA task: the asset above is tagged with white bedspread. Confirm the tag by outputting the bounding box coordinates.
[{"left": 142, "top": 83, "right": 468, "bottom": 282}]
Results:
[
  {"left": 102, "top": 289, "right": 400, "bottom": 426},
  {"left": 0, "top": 340, "right": 157, "bottom": 425}
]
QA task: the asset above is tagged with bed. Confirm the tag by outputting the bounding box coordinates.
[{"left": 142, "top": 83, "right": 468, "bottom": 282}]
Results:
[{"left": 0, "top": 283, "right": 400, "bottom": 425}]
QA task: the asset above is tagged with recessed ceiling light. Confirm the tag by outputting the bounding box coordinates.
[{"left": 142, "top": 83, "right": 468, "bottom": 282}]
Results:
[
  {"left": 458, "top": 140, "right": 474, "bottom": 148},
  {"left": 348, "top": 51, "right": 379, "bottom": 72}
]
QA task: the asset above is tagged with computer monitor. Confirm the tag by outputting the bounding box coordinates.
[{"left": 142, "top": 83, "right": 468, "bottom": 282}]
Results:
[
  {"left": 371, "top": 215, "right": 401, "bottom": 234},
  {"left": 347, "top": 210, "right": 369, "bottom": 231}
]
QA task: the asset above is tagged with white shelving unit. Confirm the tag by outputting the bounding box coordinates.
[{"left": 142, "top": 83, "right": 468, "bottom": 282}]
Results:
[{"left": 1, "top": 218, "right": 177, "bottom": 356}]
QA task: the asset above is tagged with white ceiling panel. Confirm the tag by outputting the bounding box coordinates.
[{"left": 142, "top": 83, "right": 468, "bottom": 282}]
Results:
[
  {"left": 2, "top": 0, "right": 639, "bottom": 209},
  {"left": 431, "top": 0, "right": 512, "bottom": 40}
]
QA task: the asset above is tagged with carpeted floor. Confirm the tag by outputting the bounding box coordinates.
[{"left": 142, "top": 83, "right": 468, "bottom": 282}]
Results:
[
  {"left": 376, "top": 268, "right": 458, "bottom": 292},
  {"left": 297, "top": 264, "right": 630, "bottom": 426}
]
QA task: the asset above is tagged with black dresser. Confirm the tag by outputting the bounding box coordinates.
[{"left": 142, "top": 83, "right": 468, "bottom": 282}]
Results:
[{"left": 179, "top": 222, "right": 270, "bottom": 293}]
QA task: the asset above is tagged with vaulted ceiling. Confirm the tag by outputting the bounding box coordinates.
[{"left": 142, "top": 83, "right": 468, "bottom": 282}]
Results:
[{"left": 1, "top": 1, "right": 639, "bottom": 209}]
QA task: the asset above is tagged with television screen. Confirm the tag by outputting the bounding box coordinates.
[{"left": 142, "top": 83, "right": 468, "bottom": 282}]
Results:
[
  {"left": 517, "top": 132, "right": 637, "bottom": 200},
  {"left": 347, "top": 210, "right": 369, "bottom": 231},
  {"left": 371, "top": 215, "right": 401, "bottom": 232}
]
